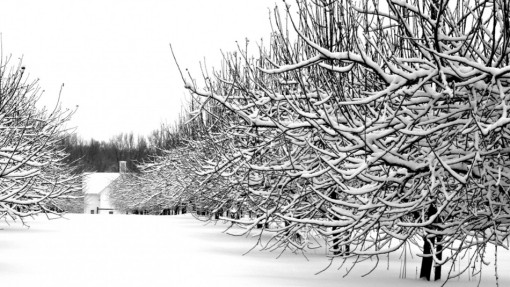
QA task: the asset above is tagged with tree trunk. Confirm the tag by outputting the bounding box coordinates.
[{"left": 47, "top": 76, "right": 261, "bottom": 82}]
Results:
[
  {"left": 434, "top": 235, "right": 443, "bottom": 281},
  {"left": 329, "top": 191, "right": 346, "bottom": 255},
  {"left": 420, "top": 235, "right": 433, "bottom": 280},
  {"left": 420, "top": 205, "right": 442, "bottom": 281},
  {"left": 332, "top": 233, "right": 341, "bottom": 255}
]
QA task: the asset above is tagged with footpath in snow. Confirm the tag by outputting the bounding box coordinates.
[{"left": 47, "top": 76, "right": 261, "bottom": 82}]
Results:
[{"left": 0, "top": 214, "right": 508, "bottom": 287}]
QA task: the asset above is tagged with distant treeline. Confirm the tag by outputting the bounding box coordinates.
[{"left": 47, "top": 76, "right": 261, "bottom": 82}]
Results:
[
  {"left": 62, "top": 100, "right": 210, "bottom": 174},
  {"left": 62, "top": 123, "right": 190, "bottom": 173}
]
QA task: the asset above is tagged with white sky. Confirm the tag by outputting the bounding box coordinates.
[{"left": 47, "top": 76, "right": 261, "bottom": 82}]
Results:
[{"left": 0, "top": 0, "right": 278, "bottom": 141}]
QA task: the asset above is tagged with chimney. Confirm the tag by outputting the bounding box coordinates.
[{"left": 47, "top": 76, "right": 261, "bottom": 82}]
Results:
[{"left": 119, "top": 161, "right": 127, "bottom": 173}]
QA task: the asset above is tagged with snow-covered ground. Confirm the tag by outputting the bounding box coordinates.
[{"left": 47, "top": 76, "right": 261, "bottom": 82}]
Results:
[{"left": 0, "top": 214, "right": 508, "bottom": 287}]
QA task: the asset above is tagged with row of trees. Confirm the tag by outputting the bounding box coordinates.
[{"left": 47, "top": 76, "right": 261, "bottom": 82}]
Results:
[
  {"left": 0, "top": 59, "right": 80, "bottom": 219},
  {"left": 110, "top": 0, "right": 510, "bottom": 284},
  {"left": 108, "top": 104, "right": 211, "bottom": 214}
]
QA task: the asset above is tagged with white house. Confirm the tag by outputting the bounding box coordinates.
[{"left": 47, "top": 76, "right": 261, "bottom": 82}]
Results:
[{"left": 83, "top": 161, "right": 126, "bottom": 214}]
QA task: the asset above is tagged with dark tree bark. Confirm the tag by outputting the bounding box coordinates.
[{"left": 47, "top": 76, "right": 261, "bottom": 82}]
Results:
[
  {"left": 435, "top": 235, "right": 443, "bottom": 281},
  {"left": 420, "top": 235, "right": 433, "bottom": 280},
  {"left": 420, "top": 205, "right": 442, "bottom": 281}
]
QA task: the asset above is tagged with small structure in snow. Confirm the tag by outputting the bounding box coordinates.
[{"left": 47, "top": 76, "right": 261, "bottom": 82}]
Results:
[{"left": 83, "top": 161, "right": 127, "bottom": 214}]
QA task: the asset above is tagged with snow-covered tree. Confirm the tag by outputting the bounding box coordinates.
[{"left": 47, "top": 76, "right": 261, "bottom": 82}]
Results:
[
  {"left": 0, "top": 60, "right": 80, "bottom": 220},
  {"left": 177, "top": 0, "right": 510, "bottom": 282},
  {"left": 109, "top": 147, "right": 199, "bottom": 215},
  {"left": 108, "top": 113, "right": 215, "bottom": 215}
]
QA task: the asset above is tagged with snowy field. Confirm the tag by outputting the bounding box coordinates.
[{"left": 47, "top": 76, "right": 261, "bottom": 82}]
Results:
[{"left": 1, "top": 214, "right": 509, "bottom": 287}]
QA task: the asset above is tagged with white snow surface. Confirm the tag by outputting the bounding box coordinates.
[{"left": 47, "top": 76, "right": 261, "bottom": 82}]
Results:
[{"left": 0, "top": 214, "right": 508, "bottom": 287}]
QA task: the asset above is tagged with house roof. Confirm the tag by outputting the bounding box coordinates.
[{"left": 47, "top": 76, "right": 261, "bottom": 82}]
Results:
[{"left": 83, "top": 172, "right": 121, "bottom": 195}]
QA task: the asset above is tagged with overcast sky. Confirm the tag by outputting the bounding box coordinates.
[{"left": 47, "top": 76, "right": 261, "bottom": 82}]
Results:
[{"left": 0, "top": 0, "right": 278, "bottom": 141}]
